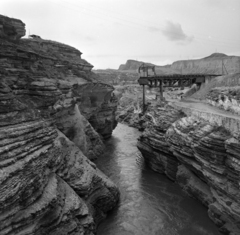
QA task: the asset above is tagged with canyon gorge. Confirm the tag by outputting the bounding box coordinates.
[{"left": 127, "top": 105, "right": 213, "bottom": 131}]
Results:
[{"left": 1, "top": 13, "right": 240, "bottom": 235}]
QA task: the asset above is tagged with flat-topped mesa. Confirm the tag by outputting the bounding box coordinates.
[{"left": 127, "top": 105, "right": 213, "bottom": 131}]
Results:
[
  {"left": 118, "top": 59, "right": 154, "bottom": 71},
  {"left": 0, "top": 15, "right": 25, "bottom": 40},
  {"left": 164, "top": 53, "right": 240, "bottom": 75}
]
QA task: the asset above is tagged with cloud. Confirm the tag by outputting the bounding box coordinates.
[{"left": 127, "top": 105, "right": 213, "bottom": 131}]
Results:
[
  {"left": 86, "top": 53, "right": 120, "bottom": 58},
  {"left": 161, "top": 21, "right": 194, "bottom": 43},
  {"left": 148, "top": 26, "right": 161, "bottom": 32},
  {"left": 202, "top": 0, "right": 225, "bottom": 8}
]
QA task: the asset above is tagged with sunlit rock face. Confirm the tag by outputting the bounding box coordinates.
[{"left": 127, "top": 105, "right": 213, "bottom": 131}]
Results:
[
  {"left": 137, "top": 106, "right": 240, "bottom": 234},
  {"left": 0, "top": 14, "right": 119, "bottom": 235},
  {"left": 55, "top": 104, "right": 105, "bottom": 160},
  {"left": 206, "top": 86, "right": 240, "bottom": 115}
]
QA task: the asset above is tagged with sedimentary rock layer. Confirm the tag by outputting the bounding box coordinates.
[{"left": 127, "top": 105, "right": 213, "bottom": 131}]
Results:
[
  {"left": 137, "top": 105, "right": 186, "bottom": 180},
  {"left": 0, "top": 14, "right": 119, "bottom": 235},
  {"left": 118, "top": 53, "right": 240, "bottom": 75},
  {"left": 206, "top": 86, "right": 240, "bottom": 115},
  {"left": 137, "top": 105, "right": 240, "bottom": 234}
]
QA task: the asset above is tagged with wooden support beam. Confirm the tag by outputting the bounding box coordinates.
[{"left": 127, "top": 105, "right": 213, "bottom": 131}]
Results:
[
  {"left": 142, "top": 85, "right": 145, "bottom": 112},
  {"left": 160, "top": 80, "right": 163, "bottom": 98}
]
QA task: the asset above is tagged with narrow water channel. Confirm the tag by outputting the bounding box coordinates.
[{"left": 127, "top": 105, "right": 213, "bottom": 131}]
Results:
[{"left": 96, "top": 123, "right": 221, "bottom": 235}]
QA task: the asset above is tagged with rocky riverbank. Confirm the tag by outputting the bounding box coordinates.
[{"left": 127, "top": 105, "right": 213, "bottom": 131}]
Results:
[
  {"left": 137, "top": 103, "right": 240, "bottom": 234},
  {"left": 0, "top": 15, "right": 119, "bottom": 234}
]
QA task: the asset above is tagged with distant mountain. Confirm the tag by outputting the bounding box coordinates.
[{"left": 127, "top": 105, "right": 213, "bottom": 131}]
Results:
[
  {"left": 93, "top": 69, "right": 139, "bottom": 85},
  {"left": 95, "top": 53, "right": 240, "bottom": 85},
  {"left": 118, "top": 60, "right": 155, "bottom": 71},
  {"left": 119, "top": 53, "right": 240, "bottom": 75},
  {"left": 165, "top": 53, "right": 240, "bottom": 75},
  {"left": 203, "top": 52, "right": 227, "bottom": 58}
]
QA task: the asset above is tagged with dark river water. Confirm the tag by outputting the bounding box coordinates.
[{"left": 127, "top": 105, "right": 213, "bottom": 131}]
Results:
[{"left": 96, "top": 123, "right": 221, "bottom": 235}]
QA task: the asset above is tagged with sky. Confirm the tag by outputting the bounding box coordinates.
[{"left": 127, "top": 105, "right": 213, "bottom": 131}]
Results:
[{"left": 1, "top": 0, "right": 240, "bottom": 69}]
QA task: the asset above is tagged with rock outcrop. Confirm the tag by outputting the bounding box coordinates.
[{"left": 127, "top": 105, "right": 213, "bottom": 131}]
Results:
[
  {"left": 73, "top": 83, "right": 118, "bottom": 139},
  {"left": 137, "top": 105, "right": 240, "bottom": 234},
  {"left": 206, "top": 86, "right": 240, "bottom": 115},
  {"left": 0, "top": 15, "right": 25, "bottom": 40},
  {"left": 0, "top": 15, "right": 119, "bottom": 235}
]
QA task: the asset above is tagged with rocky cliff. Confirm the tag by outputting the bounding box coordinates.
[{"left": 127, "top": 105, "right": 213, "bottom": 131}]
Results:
[
  {"left": 0, "top": 15, "right": 119, "bottom": 235},
  {"left": 167, "top": 53, "right": 240, "bottom": 75},
  {"left": 137, "top": 104, "right": 240, "bottom": 234},
  {"left": 118, "top": 53, "right": 240, "bottom": 75}
]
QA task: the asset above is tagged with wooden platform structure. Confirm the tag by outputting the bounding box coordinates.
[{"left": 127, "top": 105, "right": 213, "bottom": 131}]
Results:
[{"left": 138, "top": 63, "right": 220, "bottom": 111}]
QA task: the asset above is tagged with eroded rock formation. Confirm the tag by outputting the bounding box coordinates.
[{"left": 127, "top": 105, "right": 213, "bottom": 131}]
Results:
[
  {"left": 73, "top": 83, "right": 118, "bottom": 139},
  {"left": 0, "top": 15, "right": 119, "bottom": 235},
  {"left": 206, "top": 85, "right": 240, "bottom": 115},
  {"left": 137, "top": 105, "right": 240, "bottom": 234}
]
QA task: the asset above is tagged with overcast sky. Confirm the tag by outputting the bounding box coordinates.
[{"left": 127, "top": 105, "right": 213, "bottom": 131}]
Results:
[{"left": 1, "top": 0, "right": 240, "bottom": 69}]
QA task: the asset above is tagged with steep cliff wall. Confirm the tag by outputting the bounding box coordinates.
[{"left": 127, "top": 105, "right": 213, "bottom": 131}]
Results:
[
  {"left": 73, "top": 83, "right": 118, "bottom": 139},
  {"left": 157, "top": 53, "right": 240, "bottom": 75},
  {"left": 169, "top": 53, "right": 240, "bottom": 75},
  {"left": 118, "top": 53, "right": 240, "bottom": 75},
  {"left": 137, "top": 105, "right": 240, "bottom": 234},
  {"left": 0, "top": 15, "right": 119, "bottom": 235}
]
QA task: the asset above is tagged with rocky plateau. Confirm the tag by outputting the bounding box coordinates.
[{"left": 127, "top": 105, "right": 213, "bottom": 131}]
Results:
[{"left": 118, "top": 53, "right": 240, "bottom": 75}]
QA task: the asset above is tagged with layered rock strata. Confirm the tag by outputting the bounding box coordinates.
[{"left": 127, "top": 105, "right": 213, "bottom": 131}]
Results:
[
  {"left": 118, "top": 53, "right": 240, "bottom": 75},
  {"left": 206, "top": 86, "right": 240, "bottom": 115},
  {"left": 137, "top": 105, "right": 240, "bottom": 234},
  {"left": 137, "top": 105, "right": 186, "bottom": 180},
  {"left": 0, "top": 15, "right": 119, "bottom": 235}
]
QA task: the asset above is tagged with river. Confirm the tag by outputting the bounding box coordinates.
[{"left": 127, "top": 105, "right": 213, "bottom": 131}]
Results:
[{"left": 96, "top": 123, "right": 221, "bottom": 235}]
